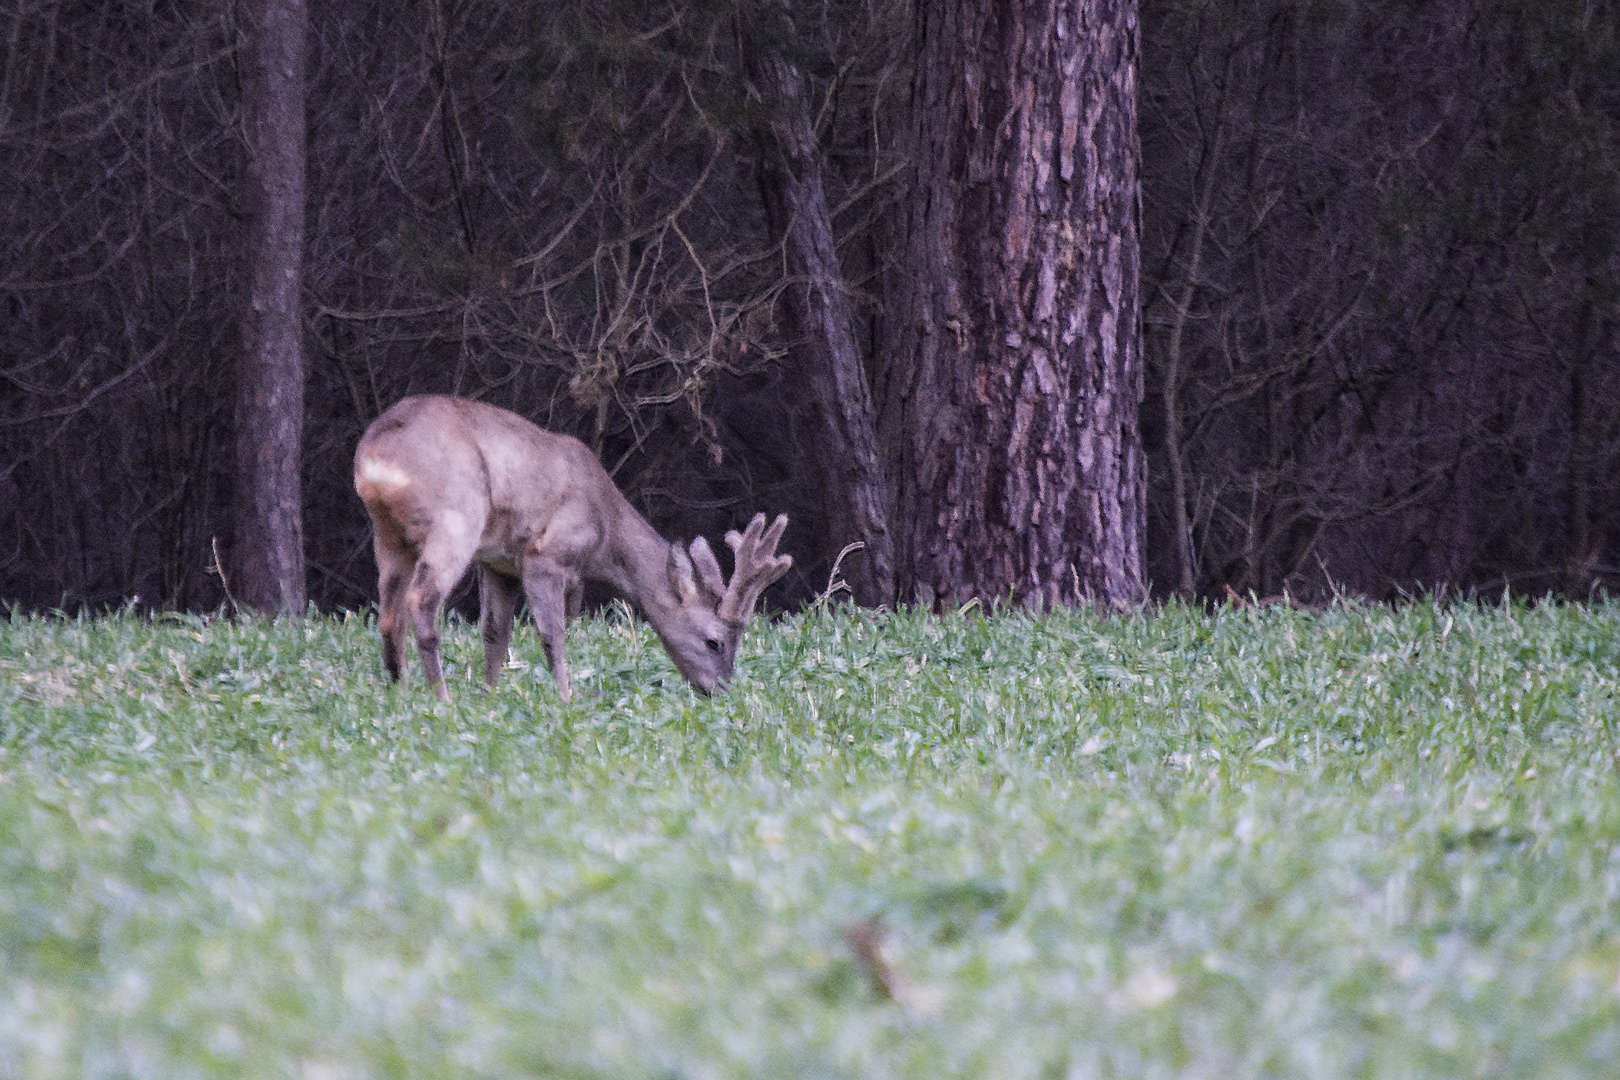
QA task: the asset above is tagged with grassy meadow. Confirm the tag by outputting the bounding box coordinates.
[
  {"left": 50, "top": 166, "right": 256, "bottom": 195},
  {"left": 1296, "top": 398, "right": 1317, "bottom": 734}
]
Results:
[{"left": 1, "top": 598, "right": 1618, "bottom": 1078}]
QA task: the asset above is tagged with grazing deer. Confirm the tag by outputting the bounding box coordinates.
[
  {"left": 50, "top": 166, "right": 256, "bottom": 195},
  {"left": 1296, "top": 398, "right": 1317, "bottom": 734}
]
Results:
[{"left": 353, "top": 395, "right": 792, "bottom": 702}]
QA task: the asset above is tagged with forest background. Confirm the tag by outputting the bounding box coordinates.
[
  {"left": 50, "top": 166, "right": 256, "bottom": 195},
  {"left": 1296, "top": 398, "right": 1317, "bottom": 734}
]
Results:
[{"left": 1, "top": 0, "right": 1617, "bottom": 615}]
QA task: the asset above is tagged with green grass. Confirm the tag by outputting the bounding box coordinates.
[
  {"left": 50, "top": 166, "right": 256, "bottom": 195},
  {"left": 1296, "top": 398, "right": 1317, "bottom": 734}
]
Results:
[{"left": 1, "top": 598, "right": 1618, "bottom": 1079}]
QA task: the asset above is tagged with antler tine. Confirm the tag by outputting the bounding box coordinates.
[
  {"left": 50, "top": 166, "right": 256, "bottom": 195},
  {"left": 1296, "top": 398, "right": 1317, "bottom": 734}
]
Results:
[
  {"left": 687, "top": 536, "right": 726, "bottom": 603},
  {"left": 719, "top": 513, "right": 792, "bottom": 622}
]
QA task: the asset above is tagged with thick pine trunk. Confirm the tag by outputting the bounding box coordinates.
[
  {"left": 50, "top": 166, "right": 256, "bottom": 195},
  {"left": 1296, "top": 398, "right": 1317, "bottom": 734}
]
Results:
[
  {"left": 878, "top": 0, "right": 1145, "bottom": 609},
  {"left": 234, "top": 0, "right": 307, "bottom": 614},
  {"left": 739, "top": 3, "right": 896, "bottom": 606}
]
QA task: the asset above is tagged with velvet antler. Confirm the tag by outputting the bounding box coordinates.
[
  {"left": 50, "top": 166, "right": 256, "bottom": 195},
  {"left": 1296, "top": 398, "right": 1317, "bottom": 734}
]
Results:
[{"left": 716, "top": 513, "right": 792, "bottom": 623}]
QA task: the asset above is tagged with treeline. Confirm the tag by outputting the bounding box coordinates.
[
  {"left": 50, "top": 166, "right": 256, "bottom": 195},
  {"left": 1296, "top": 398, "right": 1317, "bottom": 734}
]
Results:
[
  {"left": 1, "top": 0, "right": 1615, "bottom": 613},
  {"left": 1142, "top": 1, "right": 1620, "bottom": 602}
]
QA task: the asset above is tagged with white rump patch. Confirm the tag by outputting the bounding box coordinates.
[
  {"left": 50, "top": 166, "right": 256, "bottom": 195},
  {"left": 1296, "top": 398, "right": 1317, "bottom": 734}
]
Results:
[{"left": 355, "top": 456, "right": 412, "bottom": 497}]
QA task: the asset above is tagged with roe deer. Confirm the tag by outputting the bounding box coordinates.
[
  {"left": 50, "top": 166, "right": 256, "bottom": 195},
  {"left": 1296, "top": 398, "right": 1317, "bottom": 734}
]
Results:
[{"left": 353, "top": 395, "right": 792, "bottom": 702}]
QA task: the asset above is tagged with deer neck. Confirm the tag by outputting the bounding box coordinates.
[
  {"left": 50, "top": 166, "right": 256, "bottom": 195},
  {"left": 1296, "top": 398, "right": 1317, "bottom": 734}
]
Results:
[{"left": 601, "top": 500, "right": 682, "bottom": 619}]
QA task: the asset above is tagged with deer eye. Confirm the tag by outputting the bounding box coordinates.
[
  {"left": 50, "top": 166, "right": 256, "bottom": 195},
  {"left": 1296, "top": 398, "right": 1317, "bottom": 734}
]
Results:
[{"left": 705, "top": 638, "right": 722, "bottom": 653}]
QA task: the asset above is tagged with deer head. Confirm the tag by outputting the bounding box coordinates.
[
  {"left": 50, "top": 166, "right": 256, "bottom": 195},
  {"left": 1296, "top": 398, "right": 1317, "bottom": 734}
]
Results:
[{"left": 660, "top": 512, "right": 792, "bottom": 692}]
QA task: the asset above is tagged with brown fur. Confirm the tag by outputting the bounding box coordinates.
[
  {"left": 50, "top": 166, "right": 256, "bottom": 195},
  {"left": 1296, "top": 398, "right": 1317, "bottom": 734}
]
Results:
[{"left": 353, "top": 395, "right": 790, "bottom": 701}]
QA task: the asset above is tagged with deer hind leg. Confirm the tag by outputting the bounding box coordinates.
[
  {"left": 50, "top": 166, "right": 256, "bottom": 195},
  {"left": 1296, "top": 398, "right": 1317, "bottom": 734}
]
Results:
[
  {"left": 478, "top": 564, "right": 521, "bottom": 690},
  {"left": 374, "top": 542, "right": 414, "bottom": 685},
  {"left": 521, "top": 555, "right": 576, "bottom": 703},
  {"left": 405, "top": 530, "right": 480, "bottom": 702}
]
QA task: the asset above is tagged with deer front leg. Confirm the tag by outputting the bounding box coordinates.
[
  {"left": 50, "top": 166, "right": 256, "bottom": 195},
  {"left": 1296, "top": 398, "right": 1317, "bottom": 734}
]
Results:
[
  {"left": 521, "top": 556, "right": 575, "bottom": 703},
  {"left": 479, "top": 565, "right": 522, "bottom": 689}
]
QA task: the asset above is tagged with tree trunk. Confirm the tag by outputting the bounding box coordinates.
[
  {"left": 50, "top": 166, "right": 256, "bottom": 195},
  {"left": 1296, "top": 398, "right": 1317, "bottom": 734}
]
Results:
[
  {"left": 234, "top": 0, "right": 307, "bottom": 614},
  {"left": 878, "top": 0, "right": 1145, "bottom": 610},
  {"left": 738, "top": 1, "right": 895, "bottom": 606},
  {"left": 1564, "top": 282, "right": 1598, "bottom": 597}
]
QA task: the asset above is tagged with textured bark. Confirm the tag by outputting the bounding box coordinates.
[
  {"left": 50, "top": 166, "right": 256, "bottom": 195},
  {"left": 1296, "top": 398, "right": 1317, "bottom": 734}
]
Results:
[
  {"left": 878, "top": 0, "right": 1145, "bottom": 609},
  {"left": 1564, "top": 283, "right": 1599, "bottom": 597},
  {"left": 234, "top": 0, "right": 308, "bottom": 614},
  {"left": 739, "top": 3, "right": 896, "bottom": 606}
]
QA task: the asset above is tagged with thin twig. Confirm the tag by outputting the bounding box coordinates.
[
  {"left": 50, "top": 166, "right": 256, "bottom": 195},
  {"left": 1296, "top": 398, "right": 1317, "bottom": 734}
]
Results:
[
  {"left": 209, "top": 536, "right": 238, "bottom": 618},
  {"left": 814, "top": 541, "right": 865, "bottom": 607}
]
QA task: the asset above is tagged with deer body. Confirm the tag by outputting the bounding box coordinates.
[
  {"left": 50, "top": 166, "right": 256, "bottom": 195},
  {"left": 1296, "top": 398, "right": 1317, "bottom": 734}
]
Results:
[{"left": 354, "top": 395, "right": 790, "bottom": 701}]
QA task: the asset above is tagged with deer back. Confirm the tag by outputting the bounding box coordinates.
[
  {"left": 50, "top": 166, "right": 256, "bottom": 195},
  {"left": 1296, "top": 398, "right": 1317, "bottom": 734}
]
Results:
[{"left": 355, "top": 395, "right": 630, "bottom": 576}]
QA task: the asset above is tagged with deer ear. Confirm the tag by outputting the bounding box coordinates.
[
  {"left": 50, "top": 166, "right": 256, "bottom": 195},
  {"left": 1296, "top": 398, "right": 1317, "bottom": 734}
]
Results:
[
  {"left": 667, "top": 541, "right": 698, "bottom": 602},
  {"left": 688, "top": 536, "right": 727, "bottom": 603}
]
